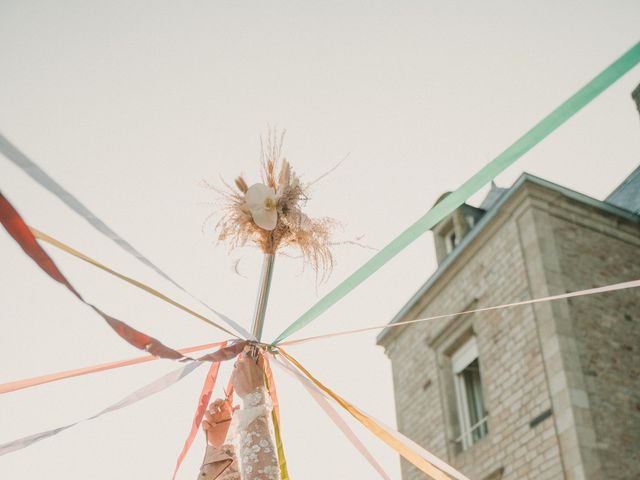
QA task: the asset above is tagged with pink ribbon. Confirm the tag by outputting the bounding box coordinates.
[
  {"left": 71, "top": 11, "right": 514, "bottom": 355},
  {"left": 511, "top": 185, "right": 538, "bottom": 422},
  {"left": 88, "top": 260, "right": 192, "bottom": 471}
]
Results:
[
  {"left": 273, "top": 355, "right": 391, "bottom": 479},
  {"left": 0, "top": 342, "right": 224, "bottom": 395},
  {"left": 172, "top": 341, "right": 243, "bottom": 479}
]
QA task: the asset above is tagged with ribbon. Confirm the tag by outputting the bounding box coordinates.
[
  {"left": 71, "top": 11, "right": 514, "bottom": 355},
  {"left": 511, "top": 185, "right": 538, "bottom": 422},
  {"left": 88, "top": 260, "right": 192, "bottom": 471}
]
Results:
[
  {"left": 0, "top": 191, "right": 188, "bottom": 361},
  {"left": 272, "top": 41, "right": 640, "bottom": 344},
  {"left": 272, "top": 355, "right": 391, "bottom": 479},
  {"left": 263, "top": 355, "right": 290, "bottom": 480},
  {"left": 7, "top": 276, "right": 635, "bottom": 396},
  {"left": 0, "top": 341, "right": 246, "bottom": 397},
  {"left": 0, "top": 362, "right": 201, "bottom": 456},
  {"left": 280, "top": 279, "right": 640, "bottom": 346},
  {"left": 263, "top": 355, "right": 281, "bottom": 423},
  {"left": 0, "top": 131, "right": 254, "bottom": 340},
  {"left": 197, "top": 341, "right": 247, "bottom": 363},
  {"left": 279, "top": 349, "right": 470, "bottom": 480},
  {"left": 0, "top": 342, "right": 224, "bottom": 395},
  {"left": 172, "top": 342, "right": 226, "bottom": 480},
  {"left": 30, "top": 227, "right": 237, "bottom": 337}
]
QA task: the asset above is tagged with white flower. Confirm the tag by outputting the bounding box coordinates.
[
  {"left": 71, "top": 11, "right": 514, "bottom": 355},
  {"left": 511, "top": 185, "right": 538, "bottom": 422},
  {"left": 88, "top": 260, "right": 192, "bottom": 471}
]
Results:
[{"left": 245, "top": 183, "right": 278, "bottom": 231}]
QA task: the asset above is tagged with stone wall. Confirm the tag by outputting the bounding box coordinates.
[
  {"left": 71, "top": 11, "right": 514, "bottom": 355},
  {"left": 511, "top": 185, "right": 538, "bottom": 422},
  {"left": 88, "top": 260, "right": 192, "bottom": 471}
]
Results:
[
  {"left": 381, "top": 178, "right": 640, "bottom": 480},
  {"left": 550, "top": 198, "right": 640, "bottom": 479},
  {"left": 383, "top": 186, "right": 564, "bottom": 480}
]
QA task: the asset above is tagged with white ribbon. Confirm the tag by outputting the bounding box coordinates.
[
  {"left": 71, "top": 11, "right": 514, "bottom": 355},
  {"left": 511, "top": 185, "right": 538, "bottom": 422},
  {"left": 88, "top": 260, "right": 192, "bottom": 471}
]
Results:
[
  {"left": 278, "top": 353, "right": 470, "bottom": 480},
  {"left": 0, "top": 362, "right": 201, "bottom": 456},
  {"left": 272, "top": 355, "right": 391, "bottom": 479},
  {"left": 281, "top": 279, "right": 640, "bottom": 345}
]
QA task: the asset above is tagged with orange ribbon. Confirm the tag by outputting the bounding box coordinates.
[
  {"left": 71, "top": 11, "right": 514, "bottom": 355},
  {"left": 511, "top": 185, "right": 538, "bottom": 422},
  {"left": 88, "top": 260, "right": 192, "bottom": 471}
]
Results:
[
  {"left": 272, "top": 354, "right": 390, "bottom": 479},
  {"left": 279, "top": 349, "right": 468, "bottom": 480},
  {"left": 0, "top": 342, "right": 224, "bottom": 395}
]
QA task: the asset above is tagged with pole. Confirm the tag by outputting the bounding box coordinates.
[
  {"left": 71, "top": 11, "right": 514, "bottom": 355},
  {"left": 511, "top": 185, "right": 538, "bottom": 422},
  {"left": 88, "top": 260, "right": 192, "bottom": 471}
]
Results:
[{"left": 250, "top": 253, "right": 275, "bottom": 342}]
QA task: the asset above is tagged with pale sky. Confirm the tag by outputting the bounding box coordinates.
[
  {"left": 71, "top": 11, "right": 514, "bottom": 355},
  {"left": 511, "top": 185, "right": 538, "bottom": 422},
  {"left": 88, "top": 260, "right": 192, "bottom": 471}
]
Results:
[{"left": 1, "top": 1, "right": 639, "bottom": 479}]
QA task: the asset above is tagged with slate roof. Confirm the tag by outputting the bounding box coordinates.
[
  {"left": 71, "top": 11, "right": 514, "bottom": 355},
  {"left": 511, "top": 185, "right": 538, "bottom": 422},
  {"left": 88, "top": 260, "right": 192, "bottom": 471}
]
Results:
[{"left": 606, "top": 165, "right": 640, "bottom": 215}]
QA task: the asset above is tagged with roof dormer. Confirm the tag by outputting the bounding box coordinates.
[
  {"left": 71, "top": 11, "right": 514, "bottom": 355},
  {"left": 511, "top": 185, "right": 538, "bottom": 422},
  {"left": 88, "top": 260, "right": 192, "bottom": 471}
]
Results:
[{"left": 432, "top": 192, "right": 485, "bottom": 265}]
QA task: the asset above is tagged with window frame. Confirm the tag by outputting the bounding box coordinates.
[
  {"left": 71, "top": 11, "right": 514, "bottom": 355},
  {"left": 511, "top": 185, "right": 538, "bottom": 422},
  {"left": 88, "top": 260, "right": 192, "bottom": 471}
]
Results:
[
  {"left": 428, "top": 307, "right": 491, "bottom": 457},
  {"left": 444, "top": 229, "right": 458, "bottom": 254},
  {"left": 451, "top": 337, "right": 488, "bottom": 450}
]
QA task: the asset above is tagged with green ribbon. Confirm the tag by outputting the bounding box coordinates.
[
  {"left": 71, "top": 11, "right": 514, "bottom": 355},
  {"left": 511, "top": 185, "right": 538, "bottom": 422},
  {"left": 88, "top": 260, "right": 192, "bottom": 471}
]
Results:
[{"left": 273, "top": 41, "right": 640, "bottom": 345}]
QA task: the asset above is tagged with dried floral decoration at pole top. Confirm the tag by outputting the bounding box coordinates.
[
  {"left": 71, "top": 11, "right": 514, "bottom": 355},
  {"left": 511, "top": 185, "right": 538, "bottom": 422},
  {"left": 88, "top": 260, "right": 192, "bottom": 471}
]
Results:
[{"left": 210, "top": 130, "right": 338, "bottom": 281}]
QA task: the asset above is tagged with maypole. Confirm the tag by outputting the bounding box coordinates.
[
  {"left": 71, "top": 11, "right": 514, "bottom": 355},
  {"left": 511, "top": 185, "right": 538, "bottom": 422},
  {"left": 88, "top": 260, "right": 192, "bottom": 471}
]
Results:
[
  {"left": 213, "top": 129, "right": 336, "bottom": 351},
  {"left": 251, "top": 253, "right": 275, "bottom": 342},
  {"left": 1, "top": 42, "right": 639, "bottom": 480}
]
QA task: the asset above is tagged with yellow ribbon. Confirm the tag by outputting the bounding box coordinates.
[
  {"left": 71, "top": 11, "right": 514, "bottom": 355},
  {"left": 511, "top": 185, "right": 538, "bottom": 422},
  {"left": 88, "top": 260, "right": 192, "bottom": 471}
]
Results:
[
  {"left": 263, "top": 356, "right": 290, "bottom": 480},
  {"left": 272, "top": 408, "right": 290, "bottom": 480},
  {"left": 29, "top": 227, "right": 237, "bottom": 337},
  {"left": 279, "top": 349, "right": 452, "bottom": 480}
]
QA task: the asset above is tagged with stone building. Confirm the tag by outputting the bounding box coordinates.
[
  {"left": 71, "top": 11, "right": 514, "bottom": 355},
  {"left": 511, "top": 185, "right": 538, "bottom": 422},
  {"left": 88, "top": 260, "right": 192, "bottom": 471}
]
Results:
[{"left": 377, "top": 92, "right": 640, "bottom": 479}]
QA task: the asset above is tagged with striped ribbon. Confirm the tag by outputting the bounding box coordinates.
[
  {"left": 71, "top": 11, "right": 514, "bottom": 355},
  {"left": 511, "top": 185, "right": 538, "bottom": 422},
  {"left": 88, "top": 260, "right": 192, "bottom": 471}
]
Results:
[{"left": 272, "top": 41, "right": 640, "bottom": 344}]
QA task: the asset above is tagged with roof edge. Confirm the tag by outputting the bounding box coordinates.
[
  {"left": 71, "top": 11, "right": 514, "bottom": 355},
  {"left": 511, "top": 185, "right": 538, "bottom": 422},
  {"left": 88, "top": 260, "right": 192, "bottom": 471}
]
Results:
[{"left": 377, "top": 172, "right": 639, "bottom": 346}]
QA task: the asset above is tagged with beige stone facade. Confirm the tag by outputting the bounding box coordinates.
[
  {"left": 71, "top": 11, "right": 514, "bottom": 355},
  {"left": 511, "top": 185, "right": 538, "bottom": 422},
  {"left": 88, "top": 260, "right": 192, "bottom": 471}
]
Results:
[{"left": 377, "top": 173, "right": 640, "bottom": 480}]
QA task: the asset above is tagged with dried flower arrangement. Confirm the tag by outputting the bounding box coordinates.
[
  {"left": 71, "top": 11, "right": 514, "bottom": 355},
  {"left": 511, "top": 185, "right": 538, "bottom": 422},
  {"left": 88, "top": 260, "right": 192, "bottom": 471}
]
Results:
[{"left": 208, "top": 130, "right": 337, "bottom": 279}]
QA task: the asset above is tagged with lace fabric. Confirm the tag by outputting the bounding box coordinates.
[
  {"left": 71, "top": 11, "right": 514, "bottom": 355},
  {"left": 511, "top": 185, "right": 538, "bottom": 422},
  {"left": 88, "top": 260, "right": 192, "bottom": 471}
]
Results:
[
  {"left": 200, "top": 387, "right": 280, "bottom": 480},
  {"left": 232, "top": 387, "right": 280, "bottom": 480}
]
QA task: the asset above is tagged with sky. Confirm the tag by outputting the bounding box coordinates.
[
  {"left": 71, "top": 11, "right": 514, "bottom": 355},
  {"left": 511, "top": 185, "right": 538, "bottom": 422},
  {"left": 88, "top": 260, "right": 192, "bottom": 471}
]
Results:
[{"left": 0, "top": 1, "right": 639, "bottom": 479}]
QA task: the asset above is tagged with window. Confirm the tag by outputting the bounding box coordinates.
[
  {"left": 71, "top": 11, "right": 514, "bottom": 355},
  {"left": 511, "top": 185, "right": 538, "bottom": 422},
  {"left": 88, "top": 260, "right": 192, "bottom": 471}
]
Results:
[
  {"left": 444, "top": 230, "right": 458, "bottom": 254},
  {"left": 452, "top": 337, "right": 488, "bottom": 450},
  {"left": 465, "top": 215, "right": 476, "bottom": 228}
]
